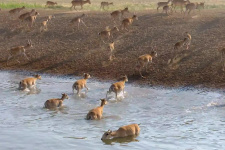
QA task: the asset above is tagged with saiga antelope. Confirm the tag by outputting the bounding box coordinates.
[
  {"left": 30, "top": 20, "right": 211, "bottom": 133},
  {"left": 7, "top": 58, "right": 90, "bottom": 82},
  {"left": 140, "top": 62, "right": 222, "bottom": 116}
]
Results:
[
  {"left": 24, "top": 12, "right": 40, "bottom": 28},
  {"left": 101, "top": 124, "right": 140, "bottom": 140},
  {"left": 45, "top": 1, "right": 57, "bottom": 7},
  {"left": 40, "top": 19, "right": 49, "bottom": 32},
  {"left": 108, "top": 42, "right": 115, "bottom": 61},
  {"left": 18, "top": 9, "right": 36, "bottom": 22},
  {"left": 136, "top": 50, "right": 157, "bottom": 78},
  {"left": 106, "top": 75, "right": 128, "bottom": 99},
  {"left": 86, "top": 99, "right": 107, "bottom": 120},
  {"left": 70, "top": 0, "right": 91, "bottom": 10},
  {"left": 121, "top": 15, "right": 138, "bottom": 31},
  {"left": 184, "top": 2, "right": 197, "bottom": 16},
  {"left": 162, "top": 5, "right": 173, "bottom": 15},
  {"left": 19, "top": 74, "right": 41, "bottom": 90},
  {"left": 72, "top": 73, "right": 91, "bottom": 95},
  {"left": 70, "top": 14, "right": 87, "bottom": 30},
  {"left": 9, "top": 6, "right": 25, "bottom": 16},
  {"left": 172, "top": 0, "right": 190, "bottom": 13},
  {"left": 98, "top": 26, "right": 119, "bottom": 43},
  {"left": 157, "top": 0, "right": 171, "bottom": 12},
  {"left": 110, "top": 7, "right": 129, "bottom": 23},
  {"left": 44, "top": 93, "right": 69, "bottom": 109},
  {"left": 7, "top": 40, "right": 33, "bottom": 65},
  {"left": 100, "top": 2, "right": 113, "bottom": 10},
  {"left": 218, "top": 48, "right": 225, "bottom": 71}
]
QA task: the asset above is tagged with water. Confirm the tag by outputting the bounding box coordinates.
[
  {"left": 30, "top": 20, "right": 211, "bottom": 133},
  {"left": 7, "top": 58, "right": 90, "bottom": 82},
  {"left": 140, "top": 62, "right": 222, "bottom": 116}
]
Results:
[{"left": 0, "top": 71, "right": 225, "bottom": 150}]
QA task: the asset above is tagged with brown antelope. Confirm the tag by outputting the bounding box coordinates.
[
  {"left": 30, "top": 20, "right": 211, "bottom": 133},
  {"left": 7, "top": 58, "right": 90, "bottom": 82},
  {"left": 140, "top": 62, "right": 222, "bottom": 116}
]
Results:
[
  {"left": 86, "top": 99, "right": 107, "bottom": 120},
  {"left": 98, "top": 26, "right": 119, "bottom": 43},
  {"left": 70, "top": 14, "right": 87, "bottom": 30},
  {"left": 218, "top": 48, "right": 225, "bottom": 71},
  {"left": 183, "top": 32, "right": 191, "bottom": 49},
  {"left": 184, "top": 2, "right": 197, "bottom": 16},
  {"left": 47, "top": 15, "right": 55, "bottom": 21},
  {"left": 157, "top": 0, "right": 171, "bottom": 12},
  {"left": 9, "top": 6, "right": 25, "bottom": 16},
  {"left": 162, "top": 5, "right": 173, "bottom": 15},
  {"left": 110, "top": 7, "right": 129, "bottom": 23},
  {"left": 19, "top": 74, "right": 41, "bottom": 90},
  {"left": 136, "top": 51, "right": 157, "bottom": 78},
  {"left": 106, "top": 75, "right": 128, "bottom": 99},
  {"left": 100, "top": 2, "right": 113, "bottom": 10},
  {"left": 44, "top": 93, "right": 69, "bottom": 109},
  {"left": 172, "top": 0, "right": 190, "bottom": 13},
  {"left": 18, "top": 9, "right": 36, "bottom": 22},
  {"left": 70, "top": 0, "right": 91, "bottom": 10},
  {"left": 108, "top": 42, "right": 115, "bottom": 61},
  {"left": 101, "top": 124, "right": 140, "bottom": 140},
  {"left": 45, "top": 1, "right": 57, "bottom": 7},
  {"left": 7, "top": 40, "right": 33, "bottom": 65},
  {"left": 121, "top": 15, "right": 138, "bottom": 31},
  {"left": 24, "top": 12, "right": 40, "bottom": 28},
  {"left": 174, "top": 37, "right": 191, "bottom": 50},
  {"left": 72, "top": 73, "right": 91, "bottom": 95},
  {"left": 40, "top": 19, "right": 49, "bottom": 32}
]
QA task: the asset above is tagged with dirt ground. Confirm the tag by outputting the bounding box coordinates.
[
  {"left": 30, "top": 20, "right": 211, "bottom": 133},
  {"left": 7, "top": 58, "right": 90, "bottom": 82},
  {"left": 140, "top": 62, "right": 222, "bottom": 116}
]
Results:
[{"left": 0, "top": 8, "right": 225, "bottom": 88}]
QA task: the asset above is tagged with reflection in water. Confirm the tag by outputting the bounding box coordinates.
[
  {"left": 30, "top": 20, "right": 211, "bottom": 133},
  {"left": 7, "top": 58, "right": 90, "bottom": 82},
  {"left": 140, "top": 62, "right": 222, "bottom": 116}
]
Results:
[
  {"left": 102, "top": 135, "right": 139, "bottom": 145},
  {"left": 0, "top": 71, "right": 225, "bottom": 150}
]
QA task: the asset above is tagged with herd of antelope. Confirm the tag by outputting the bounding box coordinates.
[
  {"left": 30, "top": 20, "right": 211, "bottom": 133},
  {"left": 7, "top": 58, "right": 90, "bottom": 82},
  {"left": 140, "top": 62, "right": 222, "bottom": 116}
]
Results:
[{"left": 1, "top": 0, "right": 225, "bottom": 142}]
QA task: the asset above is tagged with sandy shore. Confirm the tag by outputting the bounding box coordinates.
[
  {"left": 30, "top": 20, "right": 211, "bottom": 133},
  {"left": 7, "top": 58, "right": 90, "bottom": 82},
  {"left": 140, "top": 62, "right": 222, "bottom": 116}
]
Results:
[{"left": 0, "top": 9, "right": 225, "bottom": 88}]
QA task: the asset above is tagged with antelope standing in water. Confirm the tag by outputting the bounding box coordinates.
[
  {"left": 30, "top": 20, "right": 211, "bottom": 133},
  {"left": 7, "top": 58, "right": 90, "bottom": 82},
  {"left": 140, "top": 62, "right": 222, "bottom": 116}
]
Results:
[
  {"left": 45, "top": 1, "right": 57, "bottom": 7},
  {"left": 7, "top": 40, "right": 33, "bottom": 65},
  {"left": 19, "top": 74, "right": 41, "bottom": 90},
  {"left": 157, "top": 0, "right": 171, "bottom": 12},
  {"left": 44, "top": 93, "right": 69, "bottom": 109},
  {"left": 72, "top": 73, "right": 91, "bottom": 95},
  {"left": 106, "top": 75, "right": 128, "bottom": 100},
  {"left": 110, "top": 7, "right": 129, "bottom": 23},
  {"left": 70, "top": 14, "right": 87, "bottom": 30},
  {"left": 121, "top": 15, "right": 138, "bottom": 31},
  {"left": 86, "top": 99, "right": 107, "bottom": 120},
  {"left": 100, "top": 2, "right": 113, "bottom": 10},
  {"left": 70, "top": 0, "right": 91, "bottom": 10},
  {"left": 136, "top": 50, "right": 158, "bottom": 78}
]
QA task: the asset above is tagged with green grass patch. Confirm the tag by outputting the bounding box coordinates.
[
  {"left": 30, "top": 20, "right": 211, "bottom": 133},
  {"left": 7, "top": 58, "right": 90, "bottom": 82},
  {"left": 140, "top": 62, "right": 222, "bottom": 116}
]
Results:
[
  {"left": 0, "top": 2, "right": 43, "bottom": 9},
  {"left": 205, "top": 4, "right": 225, "bottom": 9}
]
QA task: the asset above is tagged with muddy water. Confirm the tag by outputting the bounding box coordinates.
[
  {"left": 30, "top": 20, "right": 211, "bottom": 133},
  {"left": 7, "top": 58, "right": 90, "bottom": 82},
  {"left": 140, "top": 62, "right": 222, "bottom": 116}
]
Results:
[{"left": 0, "top": 71, "right": 225, "bottom": 150}]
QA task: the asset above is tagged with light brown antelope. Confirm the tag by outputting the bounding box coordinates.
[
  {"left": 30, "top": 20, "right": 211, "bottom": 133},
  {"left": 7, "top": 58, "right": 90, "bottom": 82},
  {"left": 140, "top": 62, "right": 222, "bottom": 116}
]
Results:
[
  {"left": 98, "top": 26, "right": 119, "bottom": 43},
  {"left": 70, "top": 0, "right": 91, "bottom": 10},
  {"left": 183, "top": 32, "right": 191, "bottom": 49},
  {"left": 157, "top": 0, "right": 171, "bottom": 12},
  {"left": 70, "top": 14, "right": 87, "bottom": 30},
  {"left": 19, "top": 74, "right": 41, "bottom": 90},
  {"left": 108, "top": 42, "right": 115, "bottom": 61},
  {"left": 101, "top": 124, "right": 140, "bottom": 140},
  {"left": 40, "top": 19, "right": 49, "bottom": 32},
  {"left": 72, "top": 73, "right": 91, "bottom": 95},
  {"left": 136, "top": 51, "right": 157, "bottom": 78},
  {"left": 162, "top": 5, "right": 173, "bottom": 15},
  {"left": 9, "top": 6, "right": 25, "bottom": 16},
  {"left": 47, "top": 15, "right": 55, "bottom": 21},
  {"left": 218, "top": 48, "right": 225, "bottom": 71},
  {"left": 86, "top": 99, "right": 107, "bottom": 120},
  {"left": 184, "top": 2, "right": 197, "bottom": 16},
  {"left": 106, "top": 75, "right": 128, "bottom": 99},
  {"left": 24, "top": 12, "right": 40, "bottom": 28},
  {"left": 44, "top": 93, "right": 69, "bottom": 109},
  {"left": 7, "top": 40, "right": 33, "bottom": 65},
  {"left": 45, "top": 1, "right": 57, "bottom": 7},
  {"left": 100, "top": 2, "right": 113, "bottom": 10},
  {"left": 110, "top": 7, "right": 129, "bottom": 23},
  {"left": 121, "top": 15, "right": 138, "bottom": 31},
  {"left": 172, "top": 0, "right": 190, "bottom": 13},
  {"left": 18, "top": 9, "right": 36, "bottom": 22}
]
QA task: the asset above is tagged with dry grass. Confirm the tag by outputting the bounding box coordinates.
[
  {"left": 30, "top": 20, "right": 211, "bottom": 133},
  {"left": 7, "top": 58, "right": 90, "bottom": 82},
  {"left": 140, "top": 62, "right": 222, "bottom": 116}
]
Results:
[{"left": 0, "top": 7, "right": 225, "bottom": 88}]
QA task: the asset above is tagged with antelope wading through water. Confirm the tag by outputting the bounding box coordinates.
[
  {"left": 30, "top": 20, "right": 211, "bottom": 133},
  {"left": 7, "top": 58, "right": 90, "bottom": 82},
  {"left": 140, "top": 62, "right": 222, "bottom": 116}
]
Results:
[
  {"left": 86, "top": 99, "right": 107, "bottom": 120},
  {"left": 72, "top": 73, "right": 91, "bottom": 95},
  {"left": 44, "top": 93, "right": 69, "bottom": 109},
  {"left": 19, "top": 74, "right": 41, "bottom": 90}
]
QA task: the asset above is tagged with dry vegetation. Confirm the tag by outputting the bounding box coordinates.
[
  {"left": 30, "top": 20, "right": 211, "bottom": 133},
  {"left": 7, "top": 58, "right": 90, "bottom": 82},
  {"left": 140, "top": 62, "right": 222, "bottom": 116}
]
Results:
[{"left": 0, "top": 0, "right": 225, "bottom": 88}]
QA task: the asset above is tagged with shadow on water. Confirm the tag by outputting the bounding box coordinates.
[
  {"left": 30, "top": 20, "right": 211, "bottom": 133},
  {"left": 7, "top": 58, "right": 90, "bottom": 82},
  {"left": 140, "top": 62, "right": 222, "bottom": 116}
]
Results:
[{"left": 102, "top": 135, "right": 139, "bottom": 145}]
